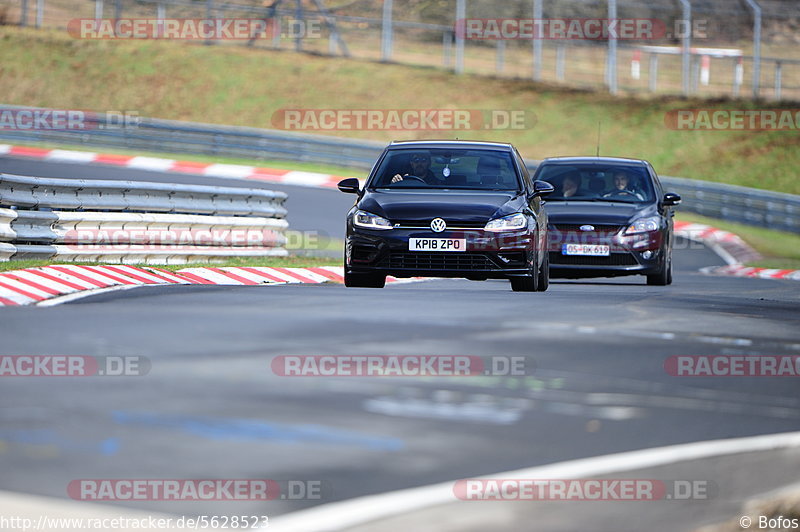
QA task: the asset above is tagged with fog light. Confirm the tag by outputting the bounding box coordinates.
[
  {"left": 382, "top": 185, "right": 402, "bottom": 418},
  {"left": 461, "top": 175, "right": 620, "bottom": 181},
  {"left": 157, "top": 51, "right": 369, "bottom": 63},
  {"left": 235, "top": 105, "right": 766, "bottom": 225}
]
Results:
[{"left": 642, "top": 251, "right": 653, "bottom": 259}]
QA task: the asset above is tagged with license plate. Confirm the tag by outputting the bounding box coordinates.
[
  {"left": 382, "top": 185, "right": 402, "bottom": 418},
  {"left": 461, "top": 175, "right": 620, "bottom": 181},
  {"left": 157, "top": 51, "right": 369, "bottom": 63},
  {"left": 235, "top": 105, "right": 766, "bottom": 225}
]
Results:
[
  {"left": 409, "top": 238, "right": 467, "bottom": 252},
  {"left": 562, "top": 244, "right": 610, "bottom": 256}
]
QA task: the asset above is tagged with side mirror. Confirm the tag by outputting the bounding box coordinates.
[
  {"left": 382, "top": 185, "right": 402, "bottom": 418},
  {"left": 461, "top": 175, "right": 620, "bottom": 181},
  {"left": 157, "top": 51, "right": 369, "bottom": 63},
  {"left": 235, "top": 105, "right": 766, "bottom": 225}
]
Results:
[
  {"left": 531, "top": 180, "right": 555, "bottom": 198},
  {"left": 338, "top": 178, "right": 361, "bottom": 194},
  {"left": 663, "top": 192, "right": 682, "bottom": 206}
]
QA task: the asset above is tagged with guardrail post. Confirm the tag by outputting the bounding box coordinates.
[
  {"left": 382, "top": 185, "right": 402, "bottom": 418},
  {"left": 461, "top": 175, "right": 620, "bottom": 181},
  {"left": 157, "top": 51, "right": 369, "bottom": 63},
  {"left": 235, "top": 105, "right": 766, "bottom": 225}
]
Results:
[
  {"left": 648, "top": 53, "right": 658, "bottom": 92},
  {"left": 774, "top": 61, "right": 782, "bottom": 101}
]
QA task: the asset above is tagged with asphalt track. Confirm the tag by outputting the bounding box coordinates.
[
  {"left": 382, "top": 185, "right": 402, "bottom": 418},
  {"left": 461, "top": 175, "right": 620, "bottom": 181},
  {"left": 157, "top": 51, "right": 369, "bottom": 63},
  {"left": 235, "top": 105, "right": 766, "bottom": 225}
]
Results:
[{"left": 1, "top": 156, "right": 799, "bottom": 530}]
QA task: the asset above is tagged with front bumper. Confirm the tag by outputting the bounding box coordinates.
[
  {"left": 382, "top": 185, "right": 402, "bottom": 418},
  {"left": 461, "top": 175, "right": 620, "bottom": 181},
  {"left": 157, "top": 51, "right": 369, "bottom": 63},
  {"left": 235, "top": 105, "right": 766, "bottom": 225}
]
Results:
[
  {"left": 346, "top": 227, "right": 536, "bottom": 279},
  {"left": 548, "top": 227, "right": 666, "bottom": 278}
]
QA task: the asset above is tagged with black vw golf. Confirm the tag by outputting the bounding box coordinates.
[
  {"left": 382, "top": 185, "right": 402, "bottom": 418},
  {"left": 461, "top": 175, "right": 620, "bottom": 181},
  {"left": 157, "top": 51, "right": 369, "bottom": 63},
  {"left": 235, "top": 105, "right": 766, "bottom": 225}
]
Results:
[
  {"left": 337, "top": 140, "right": 554, "bottom": 291},
  {"left": 534, "top": 156, "right": 682, "bottom": 285}
]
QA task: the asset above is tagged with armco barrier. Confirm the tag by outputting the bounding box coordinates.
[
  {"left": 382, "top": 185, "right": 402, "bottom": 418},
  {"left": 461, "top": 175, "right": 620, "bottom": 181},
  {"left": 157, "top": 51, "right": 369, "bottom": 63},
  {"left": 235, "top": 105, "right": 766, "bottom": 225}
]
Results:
[
  {"left": 0, "top": 173, "right": 289, "bottom": 263},
  {"left": 1, "top": 105, "right": 798, "bottom": 233}
]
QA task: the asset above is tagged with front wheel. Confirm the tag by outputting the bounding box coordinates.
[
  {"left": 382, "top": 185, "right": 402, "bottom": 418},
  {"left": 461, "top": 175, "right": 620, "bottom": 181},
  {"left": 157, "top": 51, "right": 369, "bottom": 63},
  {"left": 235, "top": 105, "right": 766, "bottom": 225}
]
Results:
[
  {"left": 344, "top": 270, "right": 386, "bottom": 288},
  {"left": 510, "top": 257, "right": 540, "bottom": 292},
  {"left": 646, "top": 253, "right": 672, "bottom": 286},
  {"left": 536, "top": 251, "right": 550, "bottom": 292}
]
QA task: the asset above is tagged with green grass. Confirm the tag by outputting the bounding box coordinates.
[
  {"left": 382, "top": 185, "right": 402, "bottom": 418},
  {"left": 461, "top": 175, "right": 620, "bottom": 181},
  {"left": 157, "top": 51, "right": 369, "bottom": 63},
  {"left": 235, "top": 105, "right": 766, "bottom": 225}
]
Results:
[
  {"left": 1, "top": 27, "right": 799, "bottom": 193},
  {"left": 0, "top": 256, "right": 340, "bottom": 273},
  {"left": 676, "top": 212, "right": 800, "bottom": 269}
]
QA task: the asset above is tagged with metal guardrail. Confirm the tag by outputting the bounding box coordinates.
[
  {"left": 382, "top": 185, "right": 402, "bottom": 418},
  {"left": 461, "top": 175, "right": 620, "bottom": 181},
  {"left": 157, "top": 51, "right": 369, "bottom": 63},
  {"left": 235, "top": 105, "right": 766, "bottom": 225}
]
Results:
[
  {"left": 0, "top": 106, "right": 798, "bottom": 233},
  {"left": 659, "top": 176, "right": 800, "bottom": 233},
  {"left": 0, "top": 173, "right": 289, "bottom": 263}
]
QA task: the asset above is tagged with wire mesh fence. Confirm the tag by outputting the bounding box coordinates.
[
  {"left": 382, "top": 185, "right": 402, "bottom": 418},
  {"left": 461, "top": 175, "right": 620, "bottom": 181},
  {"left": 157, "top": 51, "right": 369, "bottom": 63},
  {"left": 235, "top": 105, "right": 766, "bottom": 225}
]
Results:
[{"left": 1, "top": 0, "right": 799, "bottom": 99}]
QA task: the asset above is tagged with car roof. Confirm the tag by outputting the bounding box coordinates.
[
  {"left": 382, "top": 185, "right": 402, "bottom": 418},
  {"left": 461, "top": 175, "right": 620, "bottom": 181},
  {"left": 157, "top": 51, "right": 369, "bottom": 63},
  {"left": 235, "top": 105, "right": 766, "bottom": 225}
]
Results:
[
  {"left": 388, "top": 140, "right": 515, "bottom": 151},
  {"left": 539, "top": 156, "right": 649, "bottom": 165}
]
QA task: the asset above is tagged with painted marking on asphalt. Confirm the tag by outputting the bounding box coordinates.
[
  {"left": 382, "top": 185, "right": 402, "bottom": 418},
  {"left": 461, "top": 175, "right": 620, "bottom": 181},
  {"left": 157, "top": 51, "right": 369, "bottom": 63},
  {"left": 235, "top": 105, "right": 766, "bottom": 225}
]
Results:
[{"left": 112, "top": 411, "right": 404, "bottom": 451}]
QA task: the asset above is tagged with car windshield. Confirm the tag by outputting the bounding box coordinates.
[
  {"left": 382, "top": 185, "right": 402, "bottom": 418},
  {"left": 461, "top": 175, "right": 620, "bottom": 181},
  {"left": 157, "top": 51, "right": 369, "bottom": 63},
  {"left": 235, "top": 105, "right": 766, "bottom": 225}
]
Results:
[
  {"left": 370, "top": 149, "right": 521, "bottom": 191},
  {"left": 536, "top": 164, "right": 655, "bottom": 203}
]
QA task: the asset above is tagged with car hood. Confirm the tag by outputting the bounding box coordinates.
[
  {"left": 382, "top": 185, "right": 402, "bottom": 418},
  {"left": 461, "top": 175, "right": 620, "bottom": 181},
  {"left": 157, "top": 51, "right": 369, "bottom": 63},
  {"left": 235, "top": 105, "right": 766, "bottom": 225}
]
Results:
[
  {"left": 358, "top": 190, "right": 524, "bottom": 223},
  {"left": 544, "top": 201, "right": 654, "bottom": 225}
]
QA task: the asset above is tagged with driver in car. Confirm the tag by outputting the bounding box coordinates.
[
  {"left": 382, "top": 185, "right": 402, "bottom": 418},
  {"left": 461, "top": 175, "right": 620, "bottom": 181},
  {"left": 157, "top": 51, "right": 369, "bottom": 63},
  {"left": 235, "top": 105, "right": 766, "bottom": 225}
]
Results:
[
  {"left": 391, "top": 153, "right": 438, "bottom": 184},
  {"left": 603, "top": 171, "right": 643, "bottom": 200}
]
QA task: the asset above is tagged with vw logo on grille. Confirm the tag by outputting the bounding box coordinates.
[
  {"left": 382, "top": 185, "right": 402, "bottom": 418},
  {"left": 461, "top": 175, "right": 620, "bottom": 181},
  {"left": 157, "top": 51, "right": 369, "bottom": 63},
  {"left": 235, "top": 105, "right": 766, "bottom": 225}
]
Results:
[
  {"left": 580, "top": 225, "right": 595, "bottom": 232},
  {"left": 430, "top": 218, "right": 447, "bottom": 233}
]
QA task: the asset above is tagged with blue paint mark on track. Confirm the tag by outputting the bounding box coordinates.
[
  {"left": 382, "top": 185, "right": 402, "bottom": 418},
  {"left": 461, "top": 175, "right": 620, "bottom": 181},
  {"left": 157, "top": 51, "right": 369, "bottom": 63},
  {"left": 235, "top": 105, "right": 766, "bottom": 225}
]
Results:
[{"left": 112, "top": 411, "right": 404, "bottom": 451}]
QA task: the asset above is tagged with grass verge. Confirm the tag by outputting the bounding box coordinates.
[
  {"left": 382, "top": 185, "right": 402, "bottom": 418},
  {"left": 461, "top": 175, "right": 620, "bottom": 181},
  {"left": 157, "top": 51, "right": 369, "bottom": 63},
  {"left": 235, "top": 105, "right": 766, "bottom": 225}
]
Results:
[{"left": 1, "top": 27, "right": 799, "bottom": 193}]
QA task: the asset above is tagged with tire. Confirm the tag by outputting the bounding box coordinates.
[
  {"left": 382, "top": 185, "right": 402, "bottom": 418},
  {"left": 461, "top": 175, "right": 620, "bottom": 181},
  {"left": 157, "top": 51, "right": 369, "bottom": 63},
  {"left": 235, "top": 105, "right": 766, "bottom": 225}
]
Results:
[
  {"left": 536, "top": 250, "right": 549, "bottom": 292},
  {"left": 344, "top": 270, "right": 386, "bottom": 288},
  {"left": 646, "top": 253, "right": 672, "bottom": 286},
  {"left": 510, "top": 256, "right": 539, "bottom": 292}
]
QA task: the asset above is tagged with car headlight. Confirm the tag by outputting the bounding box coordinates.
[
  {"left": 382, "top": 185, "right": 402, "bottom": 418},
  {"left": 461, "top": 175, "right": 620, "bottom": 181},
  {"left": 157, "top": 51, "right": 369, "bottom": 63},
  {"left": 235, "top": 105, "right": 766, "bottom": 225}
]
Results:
[
  {"left": 624, "top": 216, "right": 660, "bottom": 235},
  {"left": 484, "top": 213, "right": 527, "bottom": 232},
  {"left": 353, "top": 210, "right": 393, "bottom": 230}
]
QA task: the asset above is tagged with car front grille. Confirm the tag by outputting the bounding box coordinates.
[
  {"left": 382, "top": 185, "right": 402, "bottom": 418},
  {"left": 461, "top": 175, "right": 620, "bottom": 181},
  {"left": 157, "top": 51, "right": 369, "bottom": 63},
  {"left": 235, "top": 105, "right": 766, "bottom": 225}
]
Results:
[
  {"left": 550, "top": 252, "right": 639, "bottom": 266},
  {"left": 550, "top": 224, "right": 624, "bottom": 235},
  {"left": 387, "top": 252, "right": 495, "bottom": 270}
]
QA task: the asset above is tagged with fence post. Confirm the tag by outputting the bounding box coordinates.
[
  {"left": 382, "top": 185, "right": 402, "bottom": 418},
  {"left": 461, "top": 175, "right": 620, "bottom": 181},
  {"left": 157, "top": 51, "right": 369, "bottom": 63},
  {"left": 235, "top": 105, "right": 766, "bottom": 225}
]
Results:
[
  {"left": 455, "top": 0, "right": 465, "bottom": 74},
  {"left": 678, "top": 0, "right": 691, "bottom": 96},
  {"left": 442, "top": 31, "right": 452, "bottom": 68},
  {"left": 35, "top": 0, "right": 43, "bottom": 28},
  {"left": 381, "top": 0, "right": 393, "bottom": 62},
  {"left": 744, "top": 0, "right": 762, "bottom": 99},
  {"left": 20, "top": 0, "right": 28, "bottom": 26},
  {"left": 114, "top": 0, "right": 121, "bottom": 20},
  {"left": 555, "top": 44, "right": 565, "bottom": 81},
  {"left": 733, "top": 56, "right": 743, "bottom": 98},
  {"left": 774, "top": 61, "right": 782, "bottom": 101},
  {"left": 95, "top": 0, "right": 103, "bottom": 20},
  {"left": 156, "top": 2, "right": 164, "bottom": 38},
  {"left": 648, "top": 53, "right": 658, "bottom": 92},
  {"left": 607, "top": 0, "right": 618, "bottom": 94},
  {"left": 532, "top": 0, "right": 542, "bottom": 81},
  {"left": 496, "top": 40, "right": 505, "bottom": 73},
  {"left": 206, "top": 0, "right": 215, "bottom": 45}
]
